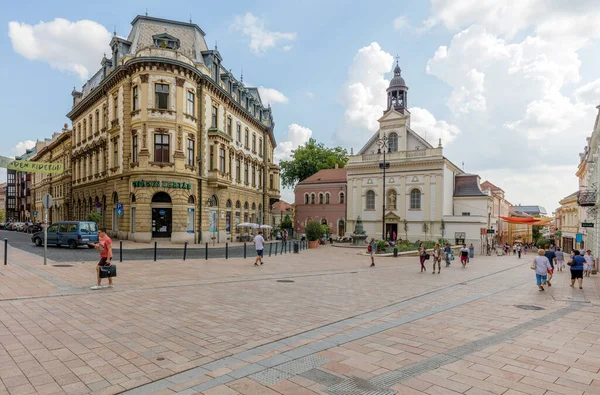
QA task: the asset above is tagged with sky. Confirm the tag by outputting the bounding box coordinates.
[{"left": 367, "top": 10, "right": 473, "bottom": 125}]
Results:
[{"left": 2, "top": 0, "right": 600, "bottom": 213}]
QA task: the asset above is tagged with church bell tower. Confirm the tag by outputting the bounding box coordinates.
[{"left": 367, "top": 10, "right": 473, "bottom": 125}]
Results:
[{"left": 386, "top": 59, "right": 409, "bottom": 114}]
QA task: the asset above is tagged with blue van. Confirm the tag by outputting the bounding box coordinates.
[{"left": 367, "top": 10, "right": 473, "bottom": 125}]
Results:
[{"left": 31, "top": 221, "right": 99, "bottom": 249}]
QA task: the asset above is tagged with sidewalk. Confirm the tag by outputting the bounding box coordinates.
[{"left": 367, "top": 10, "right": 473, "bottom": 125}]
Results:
[{"left": 0, "top": 246, "right": 598, "bottom": 395}]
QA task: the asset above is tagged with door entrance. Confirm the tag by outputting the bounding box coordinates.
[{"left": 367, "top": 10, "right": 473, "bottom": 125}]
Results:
[
  {"left": 152, "top": 208, "right": 172, "bottom": 238},
  {"left": 386, "top": 223, "right": 398, "bottom": 240}
]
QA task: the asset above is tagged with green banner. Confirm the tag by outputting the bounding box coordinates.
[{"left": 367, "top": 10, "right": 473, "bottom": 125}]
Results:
[{"left": 0, "top": 155, "right": 64, "bottom": 174}]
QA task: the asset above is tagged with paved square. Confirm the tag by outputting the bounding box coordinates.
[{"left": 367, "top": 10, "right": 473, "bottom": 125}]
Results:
[{"left": 0, "top": 245, "right": 598, "bottom": 394}]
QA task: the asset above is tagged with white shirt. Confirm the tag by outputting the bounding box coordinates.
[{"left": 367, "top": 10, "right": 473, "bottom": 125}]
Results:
[{"left": 254, "top": 235, "right": 265, "bottom": 250}]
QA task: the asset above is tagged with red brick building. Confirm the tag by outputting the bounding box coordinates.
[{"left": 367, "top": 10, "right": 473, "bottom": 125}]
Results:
[{"left": 294, "top": 167, "right": 347, "bottom": 236}]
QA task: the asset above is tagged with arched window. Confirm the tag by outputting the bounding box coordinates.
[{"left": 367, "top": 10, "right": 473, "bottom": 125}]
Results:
[
  {"left": 244, "top": 201, "right": 249, "bottom": 210},
  {"left": 310, "top": 193, "right": 316, "bottom": 204},
  {"left": 130, "top": 193, "right": 136, "bottom": 203},
  {"left": 387, "top": 189, "right": 397, "bottom": 210},
  {"left": 252, "top": 202, "right": 256, "bottom": 210},
  {"left": 112, "top": 192, "right": 118, "bottom": 204},
  {"left": 321, "top": 218, "right": 327, "bottom": 225},
  {"left": 258, "top": 204, "right": 262, "bottom": 212},
  {"left": 325, "top": 193, "right": 330, "bottom": 204},
  {"left": 389, "top": 132, "right": 398, "bottom": 152},
  {"left": 304, "top": 193, "right": 309, "bottom": 204},
  {"left": 226, "top": 199, "right": 232, "bottom": 208},
  {"left": 339, "top": 192, "right": 345, "bottom": 204},
  {"left": 366, "top": 190, "right": 375, "bottom": 210},
  {"left": 208, "top": 195, "right": 218, "bottom": 207},
  {"left": 319, "top": 193, "right": 324, "bottom": 204},
  {"left": 152, "top": 192, "right": 172, "bottom": 203},
  {"left": 410, "top": 189, "right": 421, "bottom": 210},
  {"left": 236, "top": 200, "right": 241, "bottom": 209},
  {"left": 188, "top": 195, "right": 195, "bottom": 204}
]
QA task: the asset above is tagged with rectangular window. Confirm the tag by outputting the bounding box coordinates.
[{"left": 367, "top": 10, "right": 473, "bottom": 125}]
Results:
[
  {"left": 132, "top": 135, "right": 138, "bottom": 163},
  {"left": 219, "top": 148, "right": 225, "bottom": 172},
  {"left": 187, "top": 209, "right": 195, "bottom": 232},
  {"left": 187, "top": 139, "right": 194, "bottom": 166},
  {"left": 252, "top": 166, "right": 256, "bottom": 186},
  {"left": 211, "top": 105, "right": 218, "bottom": 128},
  {"left": 227, "top": 118, "right": 232, "bottom": 136},
  {"left": 154, "top": 134, "right": 170, "bottom": 163},
  {"left": 258, "top": 170, "right": 262, "bottom": 188},
  {"left": 131, "top": 207, "right": 136, "bottom": 233},
  {"left": 210, "top": 147, "right": 214, "bottom": 170},
  {"left": 103, "top": 107, "right": 107, "bottom": 128},
  {"left": 113, "top": 141, "right": 118, "bottom": 167},
  {"left": 236, "top": 124, "right": 241, "bottom": 142},
  {"left": 252, "top": 134, "right": 256, "bottom": 152},
  {"left": 244, "top": 163, "right": 248, "bottom": 184},
  {"left": 270, "top": 174, "right": 274, "bottom": 190},
  {"left": 187, "top": 91, "right": 195, "bottom": 116},
  {"left": 83, "top": 120, "right": 87, "bottom": 139},
  {"left": 236, "top": 160, "right": 241, "bottom": 182},
  {"left": 95, "top": 153, "right": 99, "bottom": 174},
  {"left": 259, "top": 138, "right": 263, "bottom": 155},
  {"left": 245, "top": 130, "right": 249, "bottom": 148},
  {"left": 113, "top": 95, "right": 118, "bottom": 120},
  {"left": 95, "top": 112, "right": 99, "bottom": 133},
  {"left": 133, "top": 86, "right": 139, "bottom": 110},
  {"left": 462, "top": 212, "right": 471, "bottom": 216},
  {"left": 155, "top": 84, "right": 169, "bottom": 109}
]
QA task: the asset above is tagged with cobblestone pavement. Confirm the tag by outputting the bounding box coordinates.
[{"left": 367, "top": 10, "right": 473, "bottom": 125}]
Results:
[{"left": 0, "top": 244, "right": 598, "bottom": 395}]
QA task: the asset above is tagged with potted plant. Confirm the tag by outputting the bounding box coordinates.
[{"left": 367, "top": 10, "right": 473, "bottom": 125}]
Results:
[{"left": 306, "top": 221, "right": 323, "bottom": 248}]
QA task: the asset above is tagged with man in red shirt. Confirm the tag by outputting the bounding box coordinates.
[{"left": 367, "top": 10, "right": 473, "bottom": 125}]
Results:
[{"left": 90, "top": 228, "right": 114, "bottom": 290}]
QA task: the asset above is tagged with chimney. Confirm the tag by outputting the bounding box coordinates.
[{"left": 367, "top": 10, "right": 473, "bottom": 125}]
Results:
[{"left": 334, "top": 163, "right": 339, "bottom": 169}]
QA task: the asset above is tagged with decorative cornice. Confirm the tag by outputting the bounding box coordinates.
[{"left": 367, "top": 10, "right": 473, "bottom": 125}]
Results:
[
  {"left": 176, "top": 77, "right": 185, "bottom": 87},
  {"left": 140, "top": 74, "right": 149, "bottom": 83}
]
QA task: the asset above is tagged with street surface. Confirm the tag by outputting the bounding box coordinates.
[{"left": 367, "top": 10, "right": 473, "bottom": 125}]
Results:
[
  {"left": 0, "top": 244, "right": 598, "bottom": 395},
  {"left": 0, "top": 230, "right": 292, "bottom": 263}
]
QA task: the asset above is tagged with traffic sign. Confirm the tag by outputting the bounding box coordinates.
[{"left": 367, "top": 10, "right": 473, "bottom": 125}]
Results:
[
  {"left": 33, "top": 211, "right": 38, "bottom": 218},
  {"left": 116, "top": 203, "right": 123, "bottom": 210},
  {"left": 42, "top": 194, "right": 53, "bottom": 208}
]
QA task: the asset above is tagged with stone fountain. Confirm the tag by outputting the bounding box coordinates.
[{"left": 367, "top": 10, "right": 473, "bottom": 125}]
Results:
[{"left": 351, "top": 216, "right": 368, "bottom": 245}]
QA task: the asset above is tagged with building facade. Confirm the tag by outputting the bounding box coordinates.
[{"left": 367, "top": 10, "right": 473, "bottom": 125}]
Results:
[
  {"left": 294, "top": 167, "right": 347, "bottom": 236},
  {"left": 0, "top": 183, "right": 6, "bottom": 218},
  {"left": 556, "top": 191, "right": 579, "bottom": 252},
  {"left": 271, "top": 200, "right": 292, "bottom": 227},
  {"left": 346, "top": 62, "right": 494, "bottom": 246},
  {"left": 30, "top": 126, "right": 72, "bottom": 223},
  {"left": 67, "top": 15, "right": 280, "bottom": 243},
  {"left": 480, "top": 181, "right": 511, "bottom": 245}
]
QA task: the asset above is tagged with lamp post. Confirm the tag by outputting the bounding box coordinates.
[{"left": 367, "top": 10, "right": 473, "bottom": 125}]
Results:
[{"left": 377, "top": 136, "right": 391, "bottom": 240}]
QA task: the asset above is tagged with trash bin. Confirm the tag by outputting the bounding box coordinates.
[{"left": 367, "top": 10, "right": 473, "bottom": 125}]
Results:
[
  {"left": 293, "top": 242, "right": 299, "bottom": 254},
  {"left": 393, "top": 247, "right": 398, "bottom": 257}
]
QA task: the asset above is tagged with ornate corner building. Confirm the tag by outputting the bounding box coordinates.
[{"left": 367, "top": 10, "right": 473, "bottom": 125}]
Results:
[{"left": 65, "top": 15, "right": 280, "bottom": 243}]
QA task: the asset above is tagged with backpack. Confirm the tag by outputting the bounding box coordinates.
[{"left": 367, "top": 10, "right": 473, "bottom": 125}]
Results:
[{"left": 367, "top": 245, "right": 372, "bottom": 252}]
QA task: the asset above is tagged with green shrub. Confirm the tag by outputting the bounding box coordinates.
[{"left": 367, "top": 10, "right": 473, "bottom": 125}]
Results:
[
  {"left": 376, "top": 240, "right": 387, "bottom": 253},
  {"left": 306, "top": 221, "right": 324, "bottom": 241},
  {"left": 87, "top": 212, "right": 102, "bottom": 225}
]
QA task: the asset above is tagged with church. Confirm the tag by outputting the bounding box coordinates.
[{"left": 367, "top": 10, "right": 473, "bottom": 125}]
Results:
[{"left": 346, "top": 61, "right": 496, "bottom": 247}]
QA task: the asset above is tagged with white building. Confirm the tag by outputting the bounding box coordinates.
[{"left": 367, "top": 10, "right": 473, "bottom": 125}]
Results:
[{"left": 346, "top": 61, "right": 493, "bottom": 247}]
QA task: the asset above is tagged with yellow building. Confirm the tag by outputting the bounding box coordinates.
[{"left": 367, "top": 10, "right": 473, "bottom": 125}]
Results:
[
  {"left": 30, "top": 126, "right": 72, "bottom": 223},
  {"left": 67, "top": 15, "right": 280, "bottom": 243},
  {"left": 556, "top": 191, "right": 579, "bottom": 252}
]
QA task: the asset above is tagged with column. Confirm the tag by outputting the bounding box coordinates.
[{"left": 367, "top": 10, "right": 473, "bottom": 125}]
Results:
[
  {"left": 399, "top": 176, "right": 406, "bottom": 218},
  {"left": 423, "top": 175, "right": 431, "bottom": 221}
]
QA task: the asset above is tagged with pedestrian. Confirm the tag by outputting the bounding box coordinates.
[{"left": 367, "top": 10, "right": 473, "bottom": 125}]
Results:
[
  {"left": 254, "top": 230, "right": 265, "bottom": 266},
  {"left": 524, "top": 244, "right": 528, "bottom": 255},
  {"left": 567, "top": 249, "right": 585, "bottom": 289},
  {"left": 432, "top": 243, "right": 441, "bottom": 274},
  {"left": 419, "top": 242, "right": 427, "bottom": 272},
  {"left": 469, "top": 243, "right": 475, "bottom": 259},
  {"left": 533, "top": 249, "right": 552, "bottom": 291},
  {"left": 369, "top": 237, "right": 377, "bottom": 267},
  {"left": 517, "top": 244, "right": 522, "bottom": 259},
  {"left": 392, "top": 231, "right": 397, "bottom": 241},
  {"left": 444, "top": 243, "right": 452, "bottom": 267},
  {"left": 90, "top": 228, "right": 114, "bottom": 290},
  {"left": 459, "top": 244, "right": 469, "bottom": 267},
  {"left": 544, "top": 246, "right": 556, "bottom": 287},
  {"left": 387, "top": 231, "right": 391, "bottom": 241},
  {"left": 555, "top": 247, "right": 564, "bottom": 272},
  {"left": 584, "top": 249, "right": 594, "bottom": 277},
  {"left": 513, "top": 244, "right": 517, "bottom": 255}
]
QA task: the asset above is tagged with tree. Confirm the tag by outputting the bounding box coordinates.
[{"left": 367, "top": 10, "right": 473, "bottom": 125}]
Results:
[
  {"left": 403, "top": 219, "right": 408, "bottom": 241},
  {"left": 280, "top": 214, "right": 292, "bottom": 230},
  {"left": 0, "top": 209, "right": 5, "bottom": 223},
  {"left": 422, "top": 222, "right": 429, "bottom": 240},
  {"left": 280, "top": 138, "right": 349, "bottom": 189},
  {"left": 87, "top": 212, "right": 102, "bottom": 225},
  {"left": 306, "top": 221, "right": 324, "bottom": 241},
  {"left": 532, "top": 225, "right": 541, "bottom": 242}
]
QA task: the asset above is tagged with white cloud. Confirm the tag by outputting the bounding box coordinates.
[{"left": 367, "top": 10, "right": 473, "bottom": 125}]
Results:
[
  {"left": 283, "top": 45, "right": 293, "bottom": 52},
  {"left": 8, "top": 18, "right": 111, "bottom": 79},
  {"left": 574, "top": 78, "right": 600, "bottom": 106},
  {"left": 257, "top": 86, "right": 288, "bottom": 105},
  {"left": 409, "top": 107, "right": 461, "bottom": 145},
  {"left": 305, "top": 91, "right": 315, "bottom": 99},
  {"left": 231, "top": 13, "right": 297, "bottom": 55},
  {"left": 12, "top": 140, "right": 36, "bottom": 156},
  {"left": 274, "top": 124, "right": 313, "bottom": 163},
  {"left": 393, "top": 16, "right": 409, "bottom": 31}
]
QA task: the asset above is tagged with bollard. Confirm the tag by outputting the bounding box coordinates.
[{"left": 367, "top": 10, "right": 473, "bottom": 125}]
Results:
[
  {"left": 153, "top": 241, "right": 157, "bottom": 262},
  {"left": 283, "top": 241, "right": 286, "bottom": 254},
  {"left": 120, "top": 241, "right": 123, "bottom": 262},
  {"left": 269, "top": 242, "right": 272, "bottom": 257},
  {"left": 205, "top": 243, "right": 208, "bottom": 260},
  {"left": 3, "top": 238, "right": 7, "bottom": 265},
  {"left": 275, "top": 242, "right": 278, "bottom": 256},
  {"left": 183, "top": 241, "right": 188, "bottom": 261},
  {"left": 244, "top": 243, "right": 247, "bottom": 259},
  {"left": 226, "top": 243, "right": 229, "bottom": 259}
]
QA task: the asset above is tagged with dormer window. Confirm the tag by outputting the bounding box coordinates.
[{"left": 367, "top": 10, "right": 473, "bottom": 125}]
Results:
[{"left": 152, "top": 33, "right": 180, "bottom": 50}]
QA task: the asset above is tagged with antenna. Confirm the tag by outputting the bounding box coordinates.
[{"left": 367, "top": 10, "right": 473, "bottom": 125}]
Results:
[
  {"left": 462, "top": 161, "right": 465, "bottom": 171},
  {"left": 241, "top": 67, "right": 243, "bottom": 83},
  {"left": 145, "top": 8, "right": 148, "bottom": 16},
  {"left": 215, "top": 40, "right": 218, "bottom": 50},
  {"left": 189, "top": 14, "right": 192, "bottom": 23}
]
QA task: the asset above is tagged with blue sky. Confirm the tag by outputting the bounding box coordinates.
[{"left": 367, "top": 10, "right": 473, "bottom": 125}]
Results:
[{"left": 3, "top": 0, "right": 600, "bottom": 212}]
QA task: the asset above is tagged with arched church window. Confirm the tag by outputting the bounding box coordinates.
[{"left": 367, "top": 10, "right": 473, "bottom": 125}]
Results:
[
  {"left": 389, "top": 133, "right": 398, "bottom": 152},
  {"left": 410, "top": 189, "right": 421, "bottom": 210},
  {"left": 366, "top": 190, "right": 375, "bottom": 210}
]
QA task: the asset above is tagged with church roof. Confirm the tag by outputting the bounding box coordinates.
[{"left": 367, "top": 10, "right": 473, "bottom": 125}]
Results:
[
  {"left": 297, "top": 168, "right": 347, "bottom": 185},
  {"left": 480, "top": 181, "right": 503, "bottom": 192},
  {"left": 514, "top": 205, "right": 547, "bottom": 216},
  {"left": 454, "top": 174, "right": 488, "bottom": 197},
  {"left": 388, "top": 62, "right": 407, "bottom": 89}
]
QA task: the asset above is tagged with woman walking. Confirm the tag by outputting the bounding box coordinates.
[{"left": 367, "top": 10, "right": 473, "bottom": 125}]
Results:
[
  {"left": 369, "top": 238, "right": 377, "bottom": 267},
  {"left": 444, "top": 243, "right": 452, "bottom": 267},
  {"left": 419, "top": 242, "right": 427, "bottom": 272},
  {"left": 469, "top": 243, "right": 475, "bottom": 260},
  {"left": 432, "top": 243, "right": 442, "bottom": 274},
  {"left": 533, "top": 249, "right": 552, "bottom": 291},
  {"left": 555, "top": 247, "right": 564, "bottom": 272},
  {"left": 584, "top": 250, "right": 594, "bottom": 277},
  {"left": 568, "top": 249, "right": 585, "bottom": 289}
]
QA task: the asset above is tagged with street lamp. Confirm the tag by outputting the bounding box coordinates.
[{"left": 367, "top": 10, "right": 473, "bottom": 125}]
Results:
[{"left": 377, "top": 136, "right": 392, "bottom": 240}]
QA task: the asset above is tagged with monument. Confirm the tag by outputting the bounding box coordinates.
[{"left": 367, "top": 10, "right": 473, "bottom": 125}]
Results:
[{"left": 351, "top": 216, "right": 368, "bottom": 245}]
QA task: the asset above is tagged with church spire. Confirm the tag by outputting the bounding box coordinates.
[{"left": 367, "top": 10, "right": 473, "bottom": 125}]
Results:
[{"left": 385, "top": 57, "right": 409, "bottom": 114}]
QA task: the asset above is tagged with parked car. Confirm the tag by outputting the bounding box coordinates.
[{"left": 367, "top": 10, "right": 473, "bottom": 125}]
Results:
[
  {"left": 10, "top": 222, "right": 24, "bottom": 231},
  {"left": 0, "top": 222, "right": 7, "bottom": 230},
  {"left": 16, "top": 222, "right": 30, "bottom": 232},
  {"left": 31, "top": 221, "right": 99, "bottom": 249},
  {"left": 26, "top": 223, "right": 43, "bottom": 233}
]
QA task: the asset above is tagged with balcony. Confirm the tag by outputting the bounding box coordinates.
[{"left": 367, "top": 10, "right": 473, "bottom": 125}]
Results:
[
  {"left": 208, "top": 128, "right": 233, "bottom": 144},
  {"left": 349, "top": 147, "right": 444, "bottom": 165},
  {"left": 577, "top": 189, "right": 596, "bottom": 207},
  {"left": 207, "top": 170, "right": 232, "bottom": 188}
]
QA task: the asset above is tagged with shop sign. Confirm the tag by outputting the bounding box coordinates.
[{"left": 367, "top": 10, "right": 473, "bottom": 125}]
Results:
[
  {"left": 581, "top": 222, "right": 594, "bottom": 228},
  {"left": 132, "top": 180, "right": 192, "bottom": 190}
]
